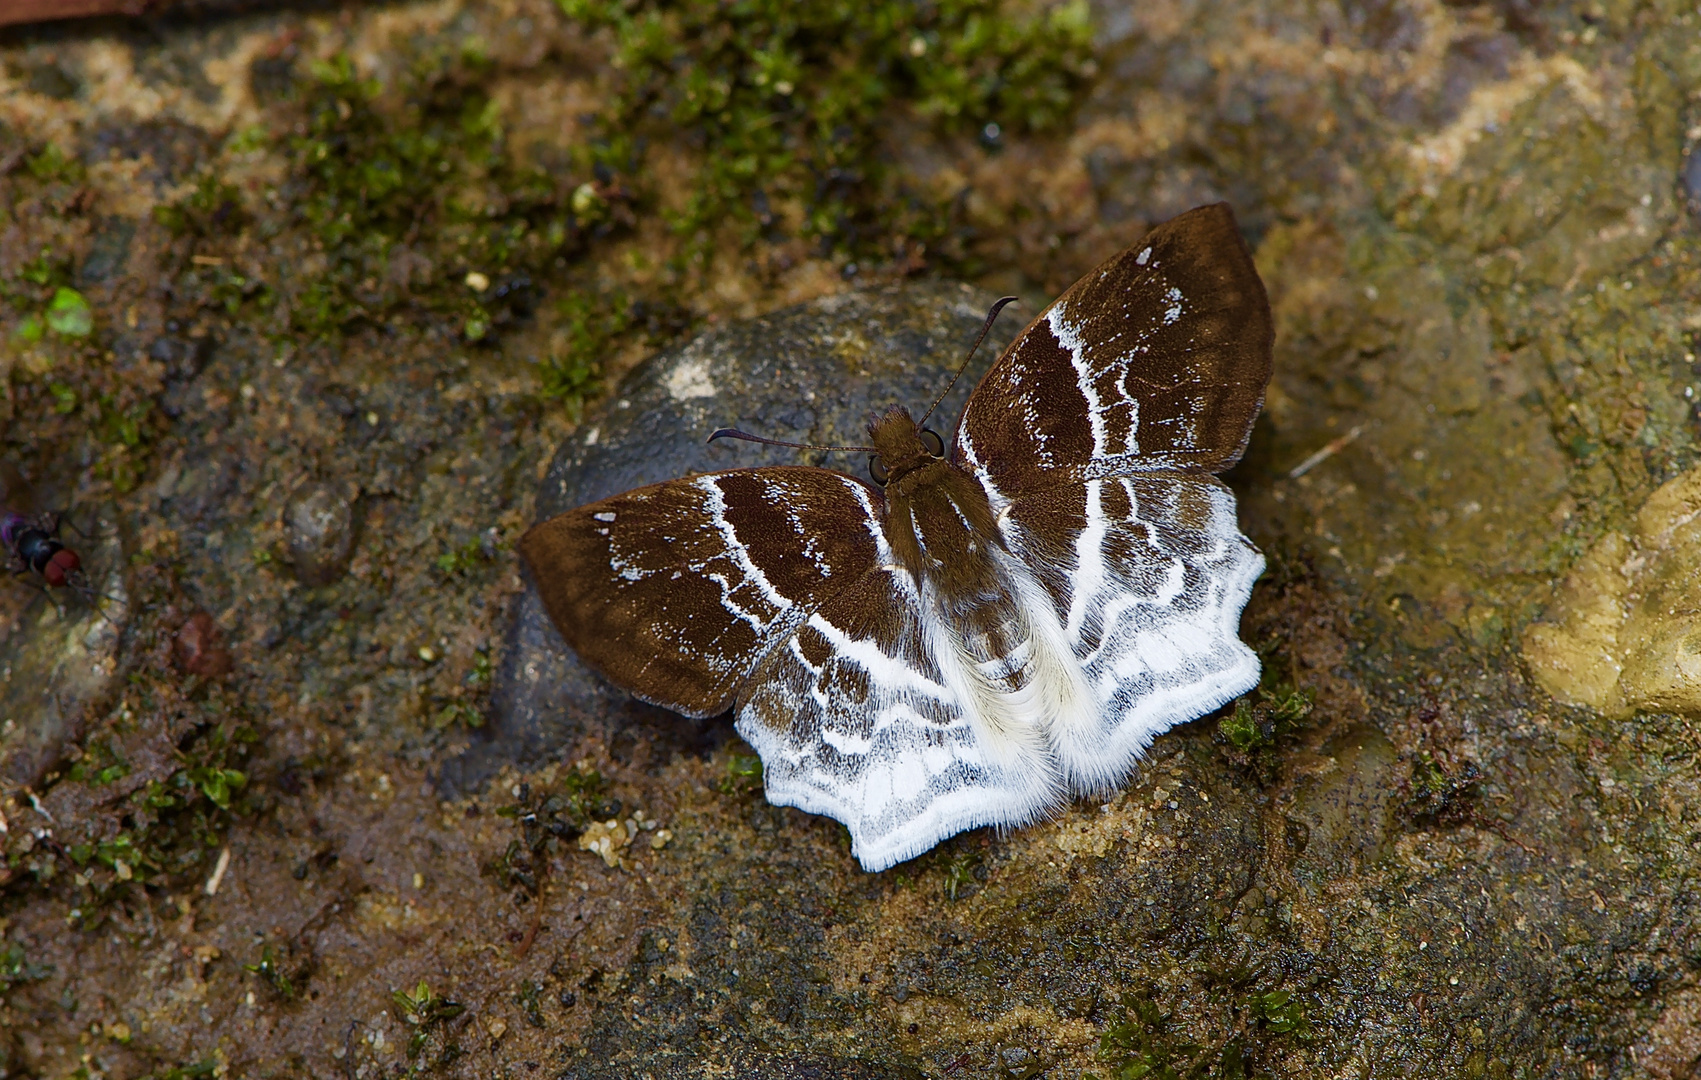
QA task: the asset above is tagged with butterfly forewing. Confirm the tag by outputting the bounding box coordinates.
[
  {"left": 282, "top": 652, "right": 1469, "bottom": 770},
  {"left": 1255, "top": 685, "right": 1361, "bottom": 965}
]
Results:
[
  {"left": 956, "top": 203, "right": 1272, "bottom": 500},
  {"left": 519, "top": 468, "right": 885, "bottom": 718}
]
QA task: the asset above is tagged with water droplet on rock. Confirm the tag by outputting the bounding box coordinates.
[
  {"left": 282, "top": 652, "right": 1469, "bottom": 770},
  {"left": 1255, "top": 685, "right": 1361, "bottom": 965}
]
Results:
[{"left": 286, "top": 483, "right": 355, "bottom": 586}]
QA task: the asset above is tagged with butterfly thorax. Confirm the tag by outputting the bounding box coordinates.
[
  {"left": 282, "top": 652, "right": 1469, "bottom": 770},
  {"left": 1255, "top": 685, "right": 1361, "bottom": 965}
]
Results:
[
  {"left": 866, "top": 405, "right": 938, "bottom": 485},
  {"left": 870, "top": 406, "right": 1056, "bottom": 720},
  {"left": 868, "top": 406, "right": 1001, "bottom": 589}
]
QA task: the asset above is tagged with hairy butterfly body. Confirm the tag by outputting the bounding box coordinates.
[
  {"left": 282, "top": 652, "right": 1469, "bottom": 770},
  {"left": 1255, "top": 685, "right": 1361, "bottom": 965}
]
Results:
[{"left": 520, "top": 203, "right": 1273, "bottom": 871}]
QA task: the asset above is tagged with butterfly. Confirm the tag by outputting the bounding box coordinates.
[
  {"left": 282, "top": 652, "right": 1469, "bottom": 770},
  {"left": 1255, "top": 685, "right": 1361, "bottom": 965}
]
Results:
[{"left": 519, "top": 203, "right": 1273, "bottom": 872}]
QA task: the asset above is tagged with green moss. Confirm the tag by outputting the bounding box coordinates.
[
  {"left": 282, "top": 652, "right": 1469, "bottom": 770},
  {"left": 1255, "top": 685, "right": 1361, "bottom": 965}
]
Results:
[
  {"left": 43, "top": 287, "right": 92, "bottom": 337},
  {"left": 560, "top": 0, "right": 1095, "bottom": 259},
  {"left": 942, "top": 849, "right": 980, "bottom": 901},
  {"left": 435, "top": 536, "right": 489, "bottom": 574},
  {"left": 0, "top": 941, "right": 52, "bottom": 992},
  {"left": 23, "top": 143, "right": 85, "bottom": 184},
  {"left": 1085, "top": 987, "right": 1313, "bottom": 1080},
  {"left": 1086, "top": 995, "right": 1242, "bottom": 1080},
  {"left": 11, "top": 719, "right": 257, "bottom": 911},
  {"left": 281, "top": 51, "right": 583, "bottom": 340},
  {"left": 153, "top": 172, "right": 244, "bottom": 237},
  {"left": 1216, "top": 645, "right": 1314, "bottom": 778},
  {"left": 17, "top": 248, "right": 67, "bottom": 288},
  {"left": 6, "top": 282, "right": 91, "bottom": 349},
  {"left": 514, "top": 978, "right": 547, "bottom": 1027},
  {"left": 539, "top": 289, "right": 628, "bottom": 403},
  {"left": 1246, "top": 989, "right": 1309, "bottom": 1038},
  {"left": 1404, "top": 753, "right": 1482, "bottom": 826},
  {"left": 64, "top": 738, "right": 129, "bottom": 786}
]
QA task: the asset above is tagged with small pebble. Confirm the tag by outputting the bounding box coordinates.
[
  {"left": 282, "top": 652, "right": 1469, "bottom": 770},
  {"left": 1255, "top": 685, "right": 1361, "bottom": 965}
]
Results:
[
  {"left": 175, "top": 611, "right": 233, "bottom": 677},
  {"left": 285, "top": 482, "right": 355, "bottom": 586},
  {"left": 465, "top": 271, "right": 490, "bottom": 292}
]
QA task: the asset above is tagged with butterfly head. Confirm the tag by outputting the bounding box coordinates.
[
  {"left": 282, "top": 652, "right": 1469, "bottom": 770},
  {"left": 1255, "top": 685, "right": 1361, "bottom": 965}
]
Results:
[{"left": 866, "top": 406, "right": 946, "bottom": 486}]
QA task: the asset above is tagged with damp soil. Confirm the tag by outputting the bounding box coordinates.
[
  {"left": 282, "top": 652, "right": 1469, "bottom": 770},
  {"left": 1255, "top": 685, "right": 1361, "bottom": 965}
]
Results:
[{"left": 1, "top": 1, "right": 1700, "bottom": 1078}]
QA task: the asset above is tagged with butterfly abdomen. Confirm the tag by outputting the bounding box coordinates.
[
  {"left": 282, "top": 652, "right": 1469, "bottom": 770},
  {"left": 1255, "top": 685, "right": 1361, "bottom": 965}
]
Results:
[{"left": 885, "top": 459, "right": 1101, "bottom": 797}]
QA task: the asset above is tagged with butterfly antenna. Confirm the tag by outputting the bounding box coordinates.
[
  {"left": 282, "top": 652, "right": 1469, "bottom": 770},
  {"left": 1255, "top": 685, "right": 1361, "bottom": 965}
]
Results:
[
  {"left": 706, "top": 429, "right": 876, "bottom": 453},
  {"left": 917, "top": 296, "right": 1020, "bottom": 428}
]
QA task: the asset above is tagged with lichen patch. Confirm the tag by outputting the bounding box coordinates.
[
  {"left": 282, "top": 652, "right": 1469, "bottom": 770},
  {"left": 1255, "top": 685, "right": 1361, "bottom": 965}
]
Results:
[{"left": 1523, "top": 465, "right": 1701, "bottom": 718}]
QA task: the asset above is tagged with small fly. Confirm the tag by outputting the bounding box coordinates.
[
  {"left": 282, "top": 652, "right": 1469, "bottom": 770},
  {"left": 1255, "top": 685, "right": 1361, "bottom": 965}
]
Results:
[
  {"left": 2, "top": 509, "right": 89, "bottom": 590},
  {"left": 1, "top": 466, "right": 119, "bottom": 616}
]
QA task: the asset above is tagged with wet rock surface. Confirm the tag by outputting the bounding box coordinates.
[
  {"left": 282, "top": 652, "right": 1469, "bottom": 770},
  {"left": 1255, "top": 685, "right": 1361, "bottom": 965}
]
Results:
[
  {"left": 0, "top": 524, "right": 126, "bottom": 786},
  {"left": 0, "top": 0, "right": 1698, "bottom": 1077}
]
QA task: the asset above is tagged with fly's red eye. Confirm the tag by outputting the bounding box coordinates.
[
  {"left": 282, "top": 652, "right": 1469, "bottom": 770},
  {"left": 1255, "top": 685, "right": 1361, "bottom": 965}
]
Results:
[
  {"left": 44, "top": 561, "right": 68, "bottom": 587},
  {"left": 868, "top": 455, "right": 889, "bottom": 485},
  {"left": 51, "top": 549, "right": 80, "bottom": 573},
  {"left": 920, "top": 428, "right": 945, "bottom": 457}
]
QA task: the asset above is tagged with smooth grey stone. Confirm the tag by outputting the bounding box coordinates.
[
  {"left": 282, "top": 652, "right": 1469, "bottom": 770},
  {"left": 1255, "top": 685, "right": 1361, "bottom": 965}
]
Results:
[{"left": 438, "top": 281, "right": 1017, "bottom": 796}]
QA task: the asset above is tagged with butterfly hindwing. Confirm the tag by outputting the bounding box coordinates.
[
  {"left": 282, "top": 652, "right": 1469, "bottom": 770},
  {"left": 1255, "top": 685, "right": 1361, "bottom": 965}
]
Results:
[
  {"left": 735, "top": 564, "right": 1063, "bottom": 872},
  {"left": 518, "top": 468, "right": 886, "bottom": 718},
  {"left": 1000, "top": 473, "right": 1264, "bottom": 784},
  {"left": 956, "top": 203, "right": 1272, "bottom": 500}
]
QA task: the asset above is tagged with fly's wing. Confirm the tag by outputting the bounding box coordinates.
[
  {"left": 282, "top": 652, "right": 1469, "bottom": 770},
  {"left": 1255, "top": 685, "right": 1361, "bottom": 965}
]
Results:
[
  {"left": 954, "top": 203, "right": 1272, "bottom": 503},
  {"left": 518, "top": 468, "right": 888, "bottom": 718}
]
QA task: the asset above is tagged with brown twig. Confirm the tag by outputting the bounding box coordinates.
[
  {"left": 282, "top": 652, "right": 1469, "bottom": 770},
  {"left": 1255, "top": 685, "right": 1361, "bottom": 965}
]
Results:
[{"left": 0, "top": 0, "right": 156, "bottom": 28}]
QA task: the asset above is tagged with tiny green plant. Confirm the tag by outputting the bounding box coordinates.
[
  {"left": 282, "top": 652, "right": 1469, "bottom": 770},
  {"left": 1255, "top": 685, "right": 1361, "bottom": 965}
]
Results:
[
  {"left": 1086, "top": 995, "right": 1206, "bottom": 1080},
  {"left": 32, "top": 719, "right": 257, "bottom": 906},
  {"left": 44, "top": 287, "right": 93, "bottom": 337},
  {"left": 275, "top": 50, "right": 585, "bottom": 341},
  {"left": 1247, "top": 988, "right": 1309, "bottom": 1037},
  {"left": 25, "top": 143, "right": 85, "bottom": 184},
  {"left": 186, "top": 765, "right": 248, "bottom": 810},
  {"left": 490, "top": 769, "right": 615, "bottom": 891},
  {"left": 719, "top": 751, "right": 763, "bottom": 794},
  {"left": 432, "top": 702, "right": 485, "bottom": 730},
  {"left": 435, "top": 536, "right": 488, "bottom": 574},
  {"left": 392, "top": 980, "right": 466, "bottom": 1056},
  {"left": 942, "top": 850, "right": 980, "bottom": 901},
  {"left": 1405, "top": 753, "right": 1482, "bottom": 826},
  {"left": 467, "top": 648, "right": 494, "bottom": 686},
  {"left": 242, "top": 943, "right": 300, "bottom": 1001},
  {"left": 514, "top": 979, "right": 547, "bottom": 1027},
  {"left": 1217, "top": 684, "right": 1314, "bottom": 779},
  {"left": 1084, "top": 994, "right": 1260, "bottom": 1080},
  {"left": 539, "top": 289, "right": 627, "bottom": 404},
  {"left": 153, "top": 172, "right": 244, "bottom": 238}
]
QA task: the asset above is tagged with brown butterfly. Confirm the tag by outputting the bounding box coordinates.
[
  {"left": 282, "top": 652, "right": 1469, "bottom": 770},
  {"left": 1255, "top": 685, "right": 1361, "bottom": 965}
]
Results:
[{"left": 520, "top": 204, "right": 1273, "bottom": 871}]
